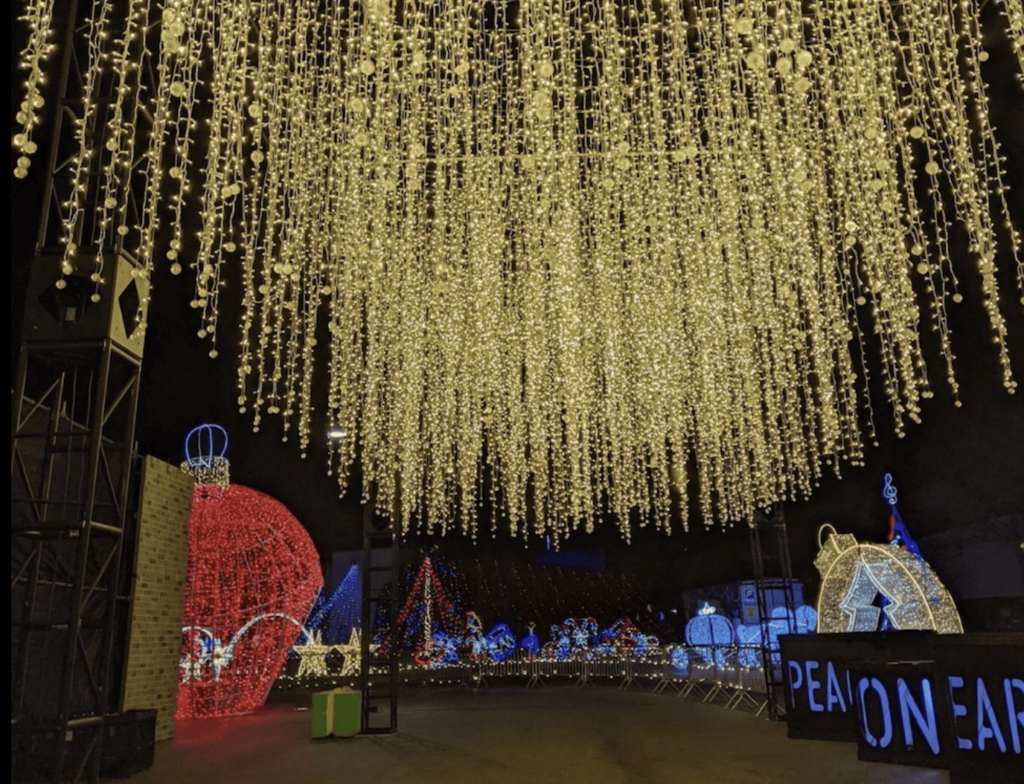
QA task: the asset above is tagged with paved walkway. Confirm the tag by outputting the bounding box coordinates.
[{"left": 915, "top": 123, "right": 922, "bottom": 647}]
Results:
[{"left": 130, "top": 685, "right": 948, "bottom": 784}]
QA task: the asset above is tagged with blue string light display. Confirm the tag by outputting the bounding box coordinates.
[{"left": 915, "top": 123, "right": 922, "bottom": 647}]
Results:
[
  {"left": 669, "top": 645, "right": 690, "bottom": 671},
  {"left": 302, "top": 562, "right": 361, "bottom": 645},
  {"left": 484, "top": 623, "right": 517, "bottom": 662},
  {"left": 685, "top": 603, "right": 735, "bottom": 666},
  {"left": 520, "top": 623, "right": 541, "bottom": 657},
  {"left": 735, "top": 605, "right": 818, "bottom": 668}
]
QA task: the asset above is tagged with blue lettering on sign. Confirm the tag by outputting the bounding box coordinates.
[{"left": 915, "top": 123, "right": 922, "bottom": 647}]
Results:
[
  {"left": 787, "top": 658, "right": 852, "bottom": 714},
  {"left": 858, "top": 676, "right": 893, "bottom": 749},
  {"left": 1005, "top": 678, "right": 1024, "bottom": 754},
  {"left": 807, "top": 661, "right": 824, "bottom": 712},
  {"left": 897, "top": 677, "right": 940, "bottom": 755},
  {"left": 786, "top": 659, "right": 856, "bottom": 715},
  {"left": 826, "top": 661, "right": 847, "bottom": 713},
  {"left": 948, "top": 676, "right": 974, "bottom": 750},
  {"left": 976, "top": 678, "right": 1007, "bottom": 753},
  {"left": 788, "top": 659, "right": 804, "bottom": 708},
  {"left": 784, "top": 656, "right": 1024, "bottom": 759}
]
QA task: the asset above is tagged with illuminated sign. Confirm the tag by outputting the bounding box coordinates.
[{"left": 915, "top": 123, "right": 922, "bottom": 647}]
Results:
[
  {"left": 936, "top": 635, "right": 1024, "bottom": 784},
  {"left": 781, "top": 633, "right": 1024, "bottom": 783},
  {"left": 781, "top": 632, "right": 935, "bottom": 741},
  {"left": 853, "top": 665, "right": 947, "bottom": 768}
]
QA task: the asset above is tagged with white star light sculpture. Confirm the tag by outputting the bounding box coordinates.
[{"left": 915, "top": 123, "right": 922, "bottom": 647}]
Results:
[
  {"left": 333, "top": 628, "right": 377, "bottom": 678},
  {"left": 293, "top": 631, "right": 332, "bottom": 679}
]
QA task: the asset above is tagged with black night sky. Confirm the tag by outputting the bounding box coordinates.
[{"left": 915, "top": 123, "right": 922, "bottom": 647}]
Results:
[{"left": 10, "top": 2, "right": 1024, "bottom": 619}]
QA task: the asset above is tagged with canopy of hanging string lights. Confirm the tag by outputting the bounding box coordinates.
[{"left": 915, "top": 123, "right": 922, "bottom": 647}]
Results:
[{"left": 13, "top": 0, "right": 1024, "bottom": 543}]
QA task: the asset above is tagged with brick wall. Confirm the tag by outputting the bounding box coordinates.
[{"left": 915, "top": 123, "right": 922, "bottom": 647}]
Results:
[{"left": 121, "top": 456, "right": 193, "bottom": 741}]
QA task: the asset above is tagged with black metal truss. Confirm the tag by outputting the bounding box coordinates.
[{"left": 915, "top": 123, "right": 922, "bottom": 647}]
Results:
[
  {"left": 360, "top": 497, "right": 400, "bottom": 734},
  {"left": 748, "top": 503, "right": 797, "bottom": 722},
  {"left": 11, "top": 339, "right": 142, "bottom": 783}
]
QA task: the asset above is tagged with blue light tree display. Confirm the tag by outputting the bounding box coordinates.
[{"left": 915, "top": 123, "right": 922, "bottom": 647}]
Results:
[{"left": 304, "top": 562, "right": 361, "bottom": 645}]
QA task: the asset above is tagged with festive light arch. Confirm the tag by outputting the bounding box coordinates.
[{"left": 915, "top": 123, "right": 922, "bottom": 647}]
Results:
[{"left": 13, "top": 0, "right": 1024, "bottom": 541}]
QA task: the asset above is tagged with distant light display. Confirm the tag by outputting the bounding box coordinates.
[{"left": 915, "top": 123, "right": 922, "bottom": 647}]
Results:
[
  {"left": 669, "top": 645, "right": 689, "bottom": 671},
  {"left": 521, "top": 623, "right": 541, "bottom": 657},
  {"left": 453, "top": 613, "right": 519, "bottom": 663},
  {"left": 484, "top": 622, "right": 517, "bottom": 663},
  {"left": 465, "top": 612, "right": 488, "bottom": 661},
  {"left": 415, "top": 631, "right": 460, "bottom": 669},
  {"left": 396, "top": 554, "right": 464, "bottom": 656},
  {"left": 598, "top": 618, "right": 659, "bottom": 659},
  {"left": 736, "top": 605, "right": 818, "bottom": 668},
  {"left": 685, "top": 603, "right": 735, "bottom": 666},
  {"left": 176, "top": 477, "right": 322, "bottom": 719},
  {"left": 544, "top": 617, "right": 599, "bottom": 660},
  {"left": 304, "top": 562, "right": 361, "bottom": 645}
]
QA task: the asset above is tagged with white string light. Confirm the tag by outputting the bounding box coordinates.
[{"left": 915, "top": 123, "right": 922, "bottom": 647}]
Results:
[{"left": 15, "top": 0, "right": 1023, "bottom": 541}]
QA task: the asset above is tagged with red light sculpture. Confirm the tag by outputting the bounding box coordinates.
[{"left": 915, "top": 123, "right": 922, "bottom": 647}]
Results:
[{"left": 176, "top": 425, "right": 322, "bottom": 719}]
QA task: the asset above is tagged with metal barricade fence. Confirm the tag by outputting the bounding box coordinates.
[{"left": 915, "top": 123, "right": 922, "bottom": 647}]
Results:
[
  {"left": 277, "top": 644, "right": 775, "bottom": 713},
  {"left": 301, "top": 644, "right": 774, "bottom": 711}
]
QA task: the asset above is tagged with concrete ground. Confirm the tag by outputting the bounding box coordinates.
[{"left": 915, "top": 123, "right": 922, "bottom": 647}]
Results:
[{"left": 129, "top": 685, "right": 948, "bottom": 784}]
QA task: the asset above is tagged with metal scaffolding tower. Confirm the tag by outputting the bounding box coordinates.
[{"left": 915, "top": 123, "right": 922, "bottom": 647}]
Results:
[
  {"left": 749, "top": 503, "right": 797, "bottom": 722},
  {"left": 359, "top": 497, "right": 400, "bottom": 734},
  {"left": 11, "top": 1, "right": 155, "bottom": 780}
]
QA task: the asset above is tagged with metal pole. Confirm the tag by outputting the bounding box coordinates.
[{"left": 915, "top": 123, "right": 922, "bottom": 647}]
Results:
[{"left": 53, "top": 342, "right": 111, "bottom": 782}]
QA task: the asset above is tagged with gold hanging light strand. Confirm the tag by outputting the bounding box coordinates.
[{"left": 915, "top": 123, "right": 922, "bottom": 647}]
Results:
[
  {"left": 15, "top": 0, "right": 1022, "bottom": 543},
  {"left": 1001, "top": 0, "right": 1024, "bottom": 84},
  {"left": 12, "top": 0, "right": 56, "bottom": 179}
]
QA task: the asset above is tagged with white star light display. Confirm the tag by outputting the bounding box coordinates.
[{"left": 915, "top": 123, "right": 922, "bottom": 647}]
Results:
[
  {"left": 333, "top": 628, "right": 375, "bottom": 678},
  {"left": 294, "top": 631, "right": 332, "bottom": 679}
]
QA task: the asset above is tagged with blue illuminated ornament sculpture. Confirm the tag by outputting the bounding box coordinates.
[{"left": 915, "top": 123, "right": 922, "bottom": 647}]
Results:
[{"left": 685, "top": 603, "right": 734, "bottom": 666}]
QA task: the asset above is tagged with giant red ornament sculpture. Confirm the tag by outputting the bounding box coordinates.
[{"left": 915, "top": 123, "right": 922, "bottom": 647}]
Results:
[{"left": 176, "top": 424, "right": 322, "bottom": 719}]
